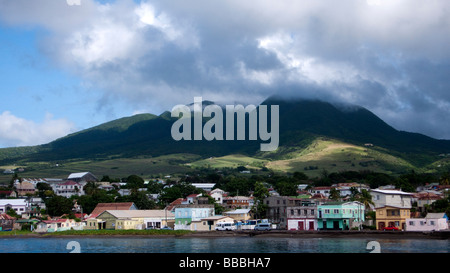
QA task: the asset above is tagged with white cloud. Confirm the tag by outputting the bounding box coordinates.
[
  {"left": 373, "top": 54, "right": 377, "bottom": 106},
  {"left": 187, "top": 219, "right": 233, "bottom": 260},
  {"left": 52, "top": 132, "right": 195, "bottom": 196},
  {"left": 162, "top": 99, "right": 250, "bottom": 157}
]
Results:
[
  {"left": 0, "top": 0, "right": 449, "bottom": 139},
  {"left": 0, "top": 111, "right": 76, "bottom": 147}
]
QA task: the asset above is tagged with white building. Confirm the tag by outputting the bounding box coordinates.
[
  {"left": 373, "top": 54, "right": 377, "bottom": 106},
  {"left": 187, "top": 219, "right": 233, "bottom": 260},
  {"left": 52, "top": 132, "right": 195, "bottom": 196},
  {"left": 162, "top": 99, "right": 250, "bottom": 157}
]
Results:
[
  {"left": 406, "top": 213, "right": 449, "bottom": 231},
  {"left": 0, "top": 199, "right": 28, "bottom": 216},
  {"left": 53, "top": 180, "right": 85, "bottom": 198},
  {"left": 333, "top": 183, "right": 371, "bottom": 197},
  {"left": 370, "top": 189, "right": 413, "bottom": 209},
  {"left": 309, "top": 187, "right": 332, "bottom": 198},
  {"left": 210, "top": 188, "right": 225, "bottom": 204}
]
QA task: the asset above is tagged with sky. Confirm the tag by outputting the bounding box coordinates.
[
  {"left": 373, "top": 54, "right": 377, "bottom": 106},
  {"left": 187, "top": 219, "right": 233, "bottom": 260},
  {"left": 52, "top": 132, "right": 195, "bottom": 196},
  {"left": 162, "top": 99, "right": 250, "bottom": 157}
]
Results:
[{"left": 0, "top": 0, "right": 449, "bottom": 148}]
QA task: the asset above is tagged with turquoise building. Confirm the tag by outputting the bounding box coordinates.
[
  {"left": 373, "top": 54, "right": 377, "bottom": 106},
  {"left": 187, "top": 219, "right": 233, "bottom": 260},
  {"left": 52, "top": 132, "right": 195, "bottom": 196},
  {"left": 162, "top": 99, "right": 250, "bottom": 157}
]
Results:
[
  {"left": 317, "top": 201, "right": 365, "bottom": 230},
  {"left": 174, "top": 204, "right": 215, "bottom": 230}
]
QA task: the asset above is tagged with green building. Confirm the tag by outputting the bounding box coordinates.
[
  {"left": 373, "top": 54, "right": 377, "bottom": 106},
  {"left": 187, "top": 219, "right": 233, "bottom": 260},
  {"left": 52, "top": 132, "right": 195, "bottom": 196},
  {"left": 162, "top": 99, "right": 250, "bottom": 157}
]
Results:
[{"left": 317, "top": 201, "right": 365, "bottom": 230}]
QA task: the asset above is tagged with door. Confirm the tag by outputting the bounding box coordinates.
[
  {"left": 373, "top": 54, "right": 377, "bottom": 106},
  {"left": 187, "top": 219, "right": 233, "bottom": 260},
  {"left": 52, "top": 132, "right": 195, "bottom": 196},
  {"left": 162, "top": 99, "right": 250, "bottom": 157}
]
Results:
[
  {"left": 298, "top": 221, "right": 304, "bottom": 231},
  {"left": 333, "top": 221, "right": 340, "bottom": 230},
  {"left": 309, "top": 221, "right": 314, "bottom": 230},
  {"left": 378, "top": 222, "right": 385, "bottom": 230}
]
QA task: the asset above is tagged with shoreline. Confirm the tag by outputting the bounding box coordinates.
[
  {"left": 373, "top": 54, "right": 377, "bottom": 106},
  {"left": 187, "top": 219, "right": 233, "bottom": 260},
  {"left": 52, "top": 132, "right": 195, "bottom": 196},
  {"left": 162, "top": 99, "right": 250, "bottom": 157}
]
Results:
[{"left": 2, "top": 230, "right": 449, "bottom": 240}]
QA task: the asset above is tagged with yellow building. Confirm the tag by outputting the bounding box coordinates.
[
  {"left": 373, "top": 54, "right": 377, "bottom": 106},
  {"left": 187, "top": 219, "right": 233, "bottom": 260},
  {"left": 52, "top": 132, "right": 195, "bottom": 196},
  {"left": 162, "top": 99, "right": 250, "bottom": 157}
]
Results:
[
  {"left": 375, "top": 206, "right": 411, "bottom": 230},
  {"left": 88, "top": 210, "right": 175, "bottom": 230}
]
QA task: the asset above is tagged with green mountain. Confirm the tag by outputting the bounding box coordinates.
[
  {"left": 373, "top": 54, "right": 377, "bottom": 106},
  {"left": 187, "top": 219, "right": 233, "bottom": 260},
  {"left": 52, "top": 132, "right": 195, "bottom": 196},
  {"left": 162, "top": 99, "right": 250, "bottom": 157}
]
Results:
[{"left": 1, "top": 97, "right": 449, "bottom": 169}]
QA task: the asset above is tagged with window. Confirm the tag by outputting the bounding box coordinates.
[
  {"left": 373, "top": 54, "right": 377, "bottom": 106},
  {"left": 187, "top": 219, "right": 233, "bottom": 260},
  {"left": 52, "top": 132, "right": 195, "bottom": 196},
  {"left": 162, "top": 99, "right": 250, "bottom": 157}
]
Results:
[
  {"left": 430, "top": 221, "right": 435, "bottom": 226},
  {"left": 420, "top": 221, "right": 424, "bottom": 226},
  {"left": 324, "top": 209, "right": 330, "bottom": 214},
  {"left": 304, "top": 209, "right": 308, "bottom": 215},
  {"left": 311, "top": 210, "right": 314, "bottom": 215},
  {"left": 333, "top": 209, "right": 339, "bottom": 214},
  {"left": 409, "top": 221, "right": 414, "bottom": 226}
]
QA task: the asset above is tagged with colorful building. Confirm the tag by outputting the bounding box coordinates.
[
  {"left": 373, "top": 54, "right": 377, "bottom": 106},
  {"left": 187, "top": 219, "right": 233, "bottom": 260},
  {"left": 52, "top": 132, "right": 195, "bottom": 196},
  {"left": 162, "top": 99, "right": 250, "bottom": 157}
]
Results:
[
  {"left": 91, "top": 210, "right": 175, "bottom": 230},
  {"left": 174, "top": 204, "right": 215, "bottom": 230},
  {"left": 317, "top": 201, "right": 365, "bottom": 230},
  {"left": 375, "top": 206, "right": 411, "bottom": 230}
]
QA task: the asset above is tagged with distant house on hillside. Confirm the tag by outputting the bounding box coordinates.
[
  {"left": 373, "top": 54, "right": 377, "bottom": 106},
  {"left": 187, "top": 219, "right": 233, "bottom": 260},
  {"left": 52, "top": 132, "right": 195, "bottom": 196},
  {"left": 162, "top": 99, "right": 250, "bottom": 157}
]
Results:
[
  {"left": 67, "top": 172, "right": 98, "bottom": 183},
  {"left": 53, "top": 180, "right": 85, "bottom": 198},
  {"left": 309, "top": 187, "right": 332, "bottom": 198},
  {"left": 14, "top": 181, "right": 37, "bottom": 197},
  {"left": 191, "top": 183, "right": 216, "bottom": 192}
]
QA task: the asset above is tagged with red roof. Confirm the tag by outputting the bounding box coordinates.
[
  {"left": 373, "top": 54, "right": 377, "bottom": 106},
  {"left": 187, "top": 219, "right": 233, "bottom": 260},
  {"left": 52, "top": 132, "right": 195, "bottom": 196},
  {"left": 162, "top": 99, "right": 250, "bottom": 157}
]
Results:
[
  {"left": 165, "top": 198, "right": 184, "bottom": 211},
  {"left": 61, "top": 180, "right": 80, "bottom": 186},
  {"left": 0, "top": 213, "right": 16, "bottom": 220},
  {"left": 89, "top": 202, "right": 136, "bottom": 218}
]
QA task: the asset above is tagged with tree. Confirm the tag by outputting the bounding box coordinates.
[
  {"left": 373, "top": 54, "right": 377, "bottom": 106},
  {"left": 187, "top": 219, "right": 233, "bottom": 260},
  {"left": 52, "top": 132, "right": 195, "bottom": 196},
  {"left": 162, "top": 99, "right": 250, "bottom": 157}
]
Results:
[
  {"left": 7, "top": 208, "right": 19, "bottom": 218},
  {"left": 440, "top": 172, "right": 450, "bottom": 186},
  {"left": 252, "top": 182, "right": 269, "bottom": 218},
  {"left": 76, "top": 190, "right": 116, "bottom": 215},
  {"left": 147, "top": 180, "right": 164, "bottom": 194},
  {"left": 36, "top": 182, "right": 53, "bottom": 199},
  {"left": 276, "top": 181, "right": 297, "bottom": 196},
  {"left": 224, "top": 177, "right": 252, "bottom": 196},
  {"left": 45, "top": 195, "right": 73, "bottom": 217},
  {"left": 100, "top": 175, "right": 111, "bottom": 182},
  {"left": 126, "top": 175, "right": 145, "bottom": 191},
  {"left": 329, "top": 188, "right": 341, "bottom": 201},
  {"left": 159, "top": 186, "right": 183, "bottom": 205},
  {"left": 119, "top": 191, "right": 156, "bottom": 210},
  {"left": 354, "top": 189, "right": 375, "bottom": 211},
  {"left": 293, "top": 171, "right": 308, "bottom": 181}
]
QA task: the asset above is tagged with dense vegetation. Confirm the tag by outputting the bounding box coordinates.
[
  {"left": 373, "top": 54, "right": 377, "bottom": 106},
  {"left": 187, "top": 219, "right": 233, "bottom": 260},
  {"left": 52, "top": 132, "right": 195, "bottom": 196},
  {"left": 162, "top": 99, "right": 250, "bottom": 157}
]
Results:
[{"left": 1, "top": 98, "right": 449, "bottom": 169}]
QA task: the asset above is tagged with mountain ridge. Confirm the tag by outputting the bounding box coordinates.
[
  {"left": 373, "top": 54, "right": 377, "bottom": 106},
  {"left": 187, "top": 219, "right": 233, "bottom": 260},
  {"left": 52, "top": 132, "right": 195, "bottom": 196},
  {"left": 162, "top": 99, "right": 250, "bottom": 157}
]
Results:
[{"left": 0, "top": 97, "right": 449, "bottom": 169}]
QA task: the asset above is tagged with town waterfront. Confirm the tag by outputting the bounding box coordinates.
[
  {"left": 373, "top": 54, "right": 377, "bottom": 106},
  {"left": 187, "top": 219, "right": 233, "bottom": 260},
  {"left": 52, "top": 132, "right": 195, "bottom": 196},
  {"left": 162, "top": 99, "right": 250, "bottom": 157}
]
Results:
[{"left": 0, "top": 236, "right": 448, "bottom": 253}]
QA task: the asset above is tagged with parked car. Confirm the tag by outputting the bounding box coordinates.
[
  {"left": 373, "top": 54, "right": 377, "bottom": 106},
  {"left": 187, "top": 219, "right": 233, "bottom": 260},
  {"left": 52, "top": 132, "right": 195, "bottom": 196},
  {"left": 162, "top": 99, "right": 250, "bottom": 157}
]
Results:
[
  {"left": 161, "top": 226, "right": 173, "bottom": 230},
  {"left": 383, "top": 226, "right": 399, "bottom": 231},
  {"left": 254, "top": 223, "right": 271, "bottom": 231}
]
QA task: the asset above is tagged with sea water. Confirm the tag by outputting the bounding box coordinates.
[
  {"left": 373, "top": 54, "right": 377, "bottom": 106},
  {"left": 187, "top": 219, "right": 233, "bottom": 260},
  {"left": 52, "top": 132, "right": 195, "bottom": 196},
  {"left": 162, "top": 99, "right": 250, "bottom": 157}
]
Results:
[{"left": 0, "top": 237, "right": 448, "bottom": 253}]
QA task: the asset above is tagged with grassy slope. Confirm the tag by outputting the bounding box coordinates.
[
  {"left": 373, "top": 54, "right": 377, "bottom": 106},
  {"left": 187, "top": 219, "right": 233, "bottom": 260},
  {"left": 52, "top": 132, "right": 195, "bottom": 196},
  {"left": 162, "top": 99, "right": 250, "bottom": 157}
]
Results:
[
  {"left": 188, "top": 154, "right": 268, "bottom": 170},
  {"left": 266, "top": 138, "right": 416, "bottom": 177},
  {"left": 0, "top": 154, "right": 200, "bottom": 184},
  {"left": 0, "top": 137, "right": 438, "bottom": 185}
]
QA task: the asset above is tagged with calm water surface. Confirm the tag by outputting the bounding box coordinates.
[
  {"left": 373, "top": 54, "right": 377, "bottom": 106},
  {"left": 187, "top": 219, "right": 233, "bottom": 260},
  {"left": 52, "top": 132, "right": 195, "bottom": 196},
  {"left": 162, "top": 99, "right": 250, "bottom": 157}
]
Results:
[{"left": 0, "top": 237, "right": 448, "bottom": 253}]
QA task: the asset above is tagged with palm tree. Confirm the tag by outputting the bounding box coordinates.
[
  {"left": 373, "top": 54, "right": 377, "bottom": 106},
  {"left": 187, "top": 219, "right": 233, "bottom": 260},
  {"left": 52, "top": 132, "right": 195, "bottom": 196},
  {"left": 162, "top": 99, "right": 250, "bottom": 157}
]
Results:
[
  {"left": 355, "top": 189, "right": 374, "bottom": 211},
  {"left": 440, "top": 172, "right": 450, "bottom": 186}
]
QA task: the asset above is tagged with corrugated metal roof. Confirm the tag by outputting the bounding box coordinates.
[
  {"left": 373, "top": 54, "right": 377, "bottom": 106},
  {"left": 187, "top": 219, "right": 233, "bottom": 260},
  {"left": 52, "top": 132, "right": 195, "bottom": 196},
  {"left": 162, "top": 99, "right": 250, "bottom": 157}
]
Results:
[
  {"left": 101, "top": 210, "right": 175, "bottom": 219},
  {"left": 370, "top": 189, "right": 413, "bottom": 195},
  {"left": 68, "top": 172, "right": 90, "bottom": 179}
]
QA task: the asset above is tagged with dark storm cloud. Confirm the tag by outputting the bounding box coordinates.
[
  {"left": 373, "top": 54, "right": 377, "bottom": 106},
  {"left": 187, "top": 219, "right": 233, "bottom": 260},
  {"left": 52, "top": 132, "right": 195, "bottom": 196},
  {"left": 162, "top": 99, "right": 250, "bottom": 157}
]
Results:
[{"left": 1, "top": 0, "right": 449, "bottom": 139}]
